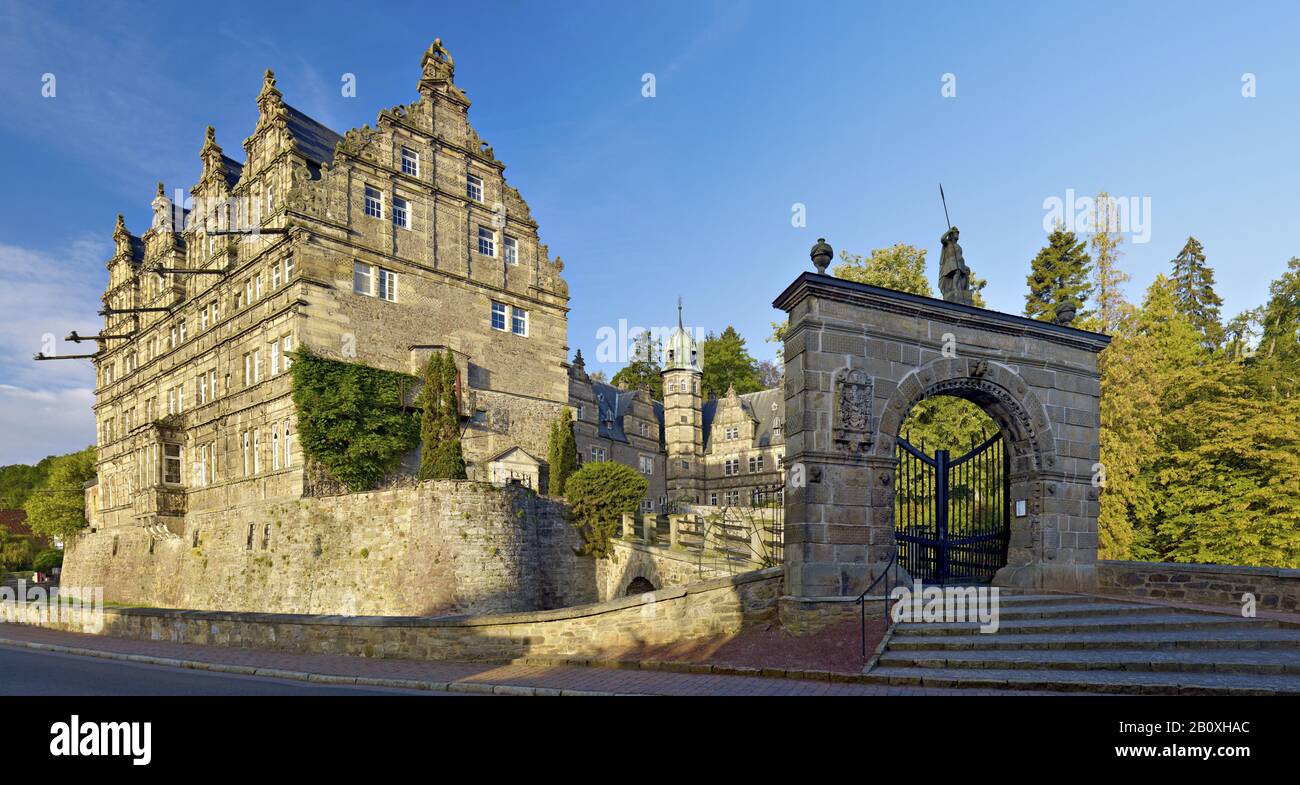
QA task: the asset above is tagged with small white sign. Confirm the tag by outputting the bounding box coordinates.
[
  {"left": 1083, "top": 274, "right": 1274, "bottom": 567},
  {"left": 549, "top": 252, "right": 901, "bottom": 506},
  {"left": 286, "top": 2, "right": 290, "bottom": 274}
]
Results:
[{"left": 1014, "top": 499, "right": 1027, "bottom": 518}]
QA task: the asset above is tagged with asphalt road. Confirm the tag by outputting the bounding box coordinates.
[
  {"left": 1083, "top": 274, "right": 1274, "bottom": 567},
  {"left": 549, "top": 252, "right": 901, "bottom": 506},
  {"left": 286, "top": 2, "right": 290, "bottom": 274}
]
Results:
[{"left": 0, "top": 646, "right": 456, "bottom": 696}]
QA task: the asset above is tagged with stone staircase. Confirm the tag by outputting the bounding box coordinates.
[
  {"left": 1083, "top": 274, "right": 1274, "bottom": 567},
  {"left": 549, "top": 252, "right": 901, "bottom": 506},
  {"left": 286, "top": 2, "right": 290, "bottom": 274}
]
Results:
[{"left": 863, "top": 593, "right": 1300, "bottom": 695}]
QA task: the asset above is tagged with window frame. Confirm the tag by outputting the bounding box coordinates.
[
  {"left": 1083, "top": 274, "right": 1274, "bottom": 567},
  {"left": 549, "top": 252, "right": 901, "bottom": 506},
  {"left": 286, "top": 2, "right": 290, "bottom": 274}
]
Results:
[{"left": 364, "top": 185, "right": 383, "bottom": 219}]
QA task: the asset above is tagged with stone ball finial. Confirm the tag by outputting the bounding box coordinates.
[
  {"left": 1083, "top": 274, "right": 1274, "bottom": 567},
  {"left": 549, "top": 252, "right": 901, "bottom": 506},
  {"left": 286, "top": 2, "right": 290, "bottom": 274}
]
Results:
[
  {"left": 1054, "top": 300, "right": 1078, "bottom": 326},
  {"left": 810, "top": 237, "right": 833, "bottom": 274}
]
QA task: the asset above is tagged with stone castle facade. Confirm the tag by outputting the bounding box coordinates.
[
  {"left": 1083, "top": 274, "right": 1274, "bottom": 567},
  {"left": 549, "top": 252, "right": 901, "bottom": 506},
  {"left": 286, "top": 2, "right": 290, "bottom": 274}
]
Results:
[
  {"left": 89, "top": 40, "right": 569, "bottom": 535},
  {"left": 85, "top": 39, "right": 783, "bottom": 548}
]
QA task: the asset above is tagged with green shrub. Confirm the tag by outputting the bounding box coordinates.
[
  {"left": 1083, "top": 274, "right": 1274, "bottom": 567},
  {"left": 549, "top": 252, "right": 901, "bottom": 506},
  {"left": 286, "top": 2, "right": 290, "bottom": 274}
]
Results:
[
  {"left": 290, "top": 347, "right": 420, "bottom": 491},
  {"left": 564, "top": 462, "right": 648, "bottom": 558}
]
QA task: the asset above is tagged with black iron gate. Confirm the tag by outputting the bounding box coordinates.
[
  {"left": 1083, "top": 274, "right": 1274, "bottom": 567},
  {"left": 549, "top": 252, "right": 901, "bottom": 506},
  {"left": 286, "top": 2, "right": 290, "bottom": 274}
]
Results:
[{"left": 894, "top": 432, "right": 1010, "bottom": 584}]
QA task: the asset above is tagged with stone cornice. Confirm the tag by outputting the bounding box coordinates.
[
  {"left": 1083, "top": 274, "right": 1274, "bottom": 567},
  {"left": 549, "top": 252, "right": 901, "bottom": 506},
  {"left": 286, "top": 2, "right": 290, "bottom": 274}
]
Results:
[{"left": 773, "top": 272, "right": 1112, "bottom": 354}]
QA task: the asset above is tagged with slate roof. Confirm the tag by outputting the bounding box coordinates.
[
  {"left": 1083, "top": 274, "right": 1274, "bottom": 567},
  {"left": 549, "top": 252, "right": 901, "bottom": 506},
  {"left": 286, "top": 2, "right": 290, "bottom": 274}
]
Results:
[
  {"left": 284, "top": 104, "right": 344, "bottom": 166},
  {"left": 738, "top": 388, "right": 785, "bottom": 447},
  {"left": 221, "top": 155, "right": 244, "bottom": 190},
  {"left": 700, "top": 387, "right": 785, "bottom": 451},
  {"left": 0, "top": 509, "right": 30, "bottom": 537},
  {"left": 589, "top": 380, "right": 665, "bottom": 450}
]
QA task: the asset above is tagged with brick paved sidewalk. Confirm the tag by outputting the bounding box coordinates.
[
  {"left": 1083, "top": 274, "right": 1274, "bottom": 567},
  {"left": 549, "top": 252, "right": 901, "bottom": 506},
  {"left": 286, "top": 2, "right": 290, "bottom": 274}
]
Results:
[{"left": 0, "top": 623, "right": 1059, "bottom": 696}]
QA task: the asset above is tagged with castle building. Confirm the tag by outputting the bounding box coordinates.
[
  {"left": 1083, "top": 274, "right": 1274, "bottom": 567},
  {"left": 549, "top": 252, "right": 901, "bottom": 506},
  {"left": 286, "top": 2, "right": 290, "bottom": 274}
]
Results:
[
  {"left": 88, "top": 40, "right": 570, "bottom": 533},
  {"left": 84, "top": 39, "right": 783, "bottom": 540},
  {"left": 566, "top": 304, "right": 787, "bottom": 512}
]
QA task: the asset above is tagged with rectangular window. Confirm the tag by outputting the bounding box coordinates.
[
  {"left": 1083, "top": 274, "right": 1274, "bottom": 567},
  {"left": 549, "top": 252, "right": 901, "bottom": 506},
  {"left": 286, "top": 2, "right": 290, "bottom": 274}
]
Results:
[
  {"left": 748, "top": 455, "right": 764, "bottom": 473},
  {"left": 272, "top": 424, "right": 281, "bottom": 471},
  {"left": 590, "top": 446, "right": 607, "bottom": 462},
  {"left": 638, "top": 455, "right": 653, "bottom": 475},
  {"left": 510, "top": 306, "right": 528, "bottom": 337},
  {"left": 245, "top": 278, "right": 254, "bottom": 305},
  {"left": 243, "top": 353, "right": 251, "bottom": 387},
  {"left": 466, "top": 174, "right": 483, "bottom": 203},
  {"left": 255, "top": 275, "right": 263, "bottom": 300},
  {"left": 401, "top": 147, "right": 419, "bottom": 177},
  {"left": 242, "top": 431, "right": 250, "bottom": 477},
  {"left": 272, "top": 264, "right": 281, "bottom": 289},
  {"left": 163, "top": 444, "right": 182, "bottom": 485},
  {"left": 364, "top": 186, "right": 382, "bottom": 218},
  {"left": 490, "top": 301, "right": 507, "bottom": 331},
  {"left": 178, "top": 320, "right": 187, "bottom": 343},
  {"left": 503, "top": 235, "right": 518, "bottom": 265},
  {"left": 284, "top": 256, "right": 294, "bottom": 282},
  {"left": 353, "top": 261, "right": 373, "bottom": 295},
  {"left": 377, "top": 267, "right": 398, "bottom": 302},
  {"left": 392, "top": 197, "right": 409, "bottom": 229},
  {"left": 478, "top": 226, "right": 495, "bottom": 256},
  {"left": 283, "top": 421, "right": 292, "bottom": 467},
  {"left": 199, "top": 374, "right": 208, "bottom": 405},
  {"left": 282, "top": 336, "right": 293, "bottom": 370},
  {"left": 200, "top": 309, "right": 209, "bottom": 331},
  {"left": 709, "top": 492, "right": 718, "bottom": 506},
  {"left": 271, "top": 341, "right": 280, "bottom": 376},
  {"left": 253, "top": 429, "right": 261, "bottom": 474},
  {"left": 253, "top": 349, "right": 262, "bottom": 383}
]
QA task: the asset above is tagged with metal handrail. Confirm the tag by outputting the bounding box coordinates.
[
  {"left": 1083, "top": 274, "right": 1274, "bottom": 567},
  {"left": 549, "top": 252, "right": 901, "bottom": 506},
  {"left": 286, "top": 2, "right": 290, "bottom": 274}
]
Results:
[{"left": 855, "top": 550, "right": 899, "bottom": 659}]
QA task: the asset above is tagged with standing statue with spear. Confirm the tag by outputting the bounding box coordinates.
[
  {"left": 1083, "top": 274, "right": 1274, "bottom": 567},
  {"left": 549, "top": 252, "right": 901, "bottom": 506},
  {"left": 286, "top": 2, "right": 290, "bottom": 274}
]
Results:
[{"left": 937, "top": 184, "right": 974, "bottom": 305}]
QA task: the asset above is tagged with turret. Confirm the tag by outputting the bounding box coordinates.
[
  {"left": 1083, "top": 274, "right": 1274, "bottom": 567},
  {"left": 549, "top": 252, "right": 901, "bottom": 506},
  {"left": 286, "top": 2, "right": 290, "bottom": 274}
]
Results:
[{"left": 662, "top": 298, "right": 703, "bottom": 503}]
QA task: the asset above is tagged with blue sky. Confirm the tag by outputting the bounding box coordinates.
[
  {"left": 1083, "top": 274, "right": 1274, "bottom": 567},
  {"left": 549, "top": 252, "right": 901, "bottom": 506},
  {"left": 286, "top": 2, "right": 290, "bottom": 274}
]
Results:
[{"left": 2, "top": 0, "right": 1298, "bottom": 464}]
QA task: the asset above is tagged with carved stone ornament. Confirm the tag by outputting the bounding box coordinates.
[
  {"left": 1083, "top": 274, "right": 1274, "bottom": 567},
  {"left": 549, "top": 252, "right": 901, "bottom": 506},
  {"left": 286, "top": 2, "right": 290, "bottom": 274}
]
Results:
[{"left": 833, "top": 368, "right": 874, "bottom": 453}]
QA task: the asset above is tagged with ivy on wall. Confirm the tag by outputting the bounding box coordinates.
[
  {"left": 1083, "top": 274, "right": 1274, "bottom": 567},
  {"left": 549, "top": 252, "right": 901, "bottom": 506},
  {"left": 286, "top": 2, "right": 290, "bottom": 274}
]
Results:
[{"left": 289, "top": 347, "right": 420, "bottom": 492}]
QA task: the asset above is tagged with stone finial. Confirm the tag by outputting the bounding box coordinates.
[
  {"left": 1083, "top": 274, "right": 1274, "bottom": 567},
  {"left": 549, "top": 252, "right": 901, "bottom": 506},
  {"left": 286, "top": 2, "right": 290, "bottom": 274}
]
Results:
[
  {"left": 810, "top": 237, "right": 833, "bottom": 274},
  {"left": 112, "top": 213, "right": 131, "bottom": 256},
  {"left": 421, "top": 38, "right": 455, "bottom": 82},
  {"left": 156, "top": 181, "right": 165, "bottom": 198},
  {"left": 573, "top": 348, "right": 585, "bottom": 370},
  {"left": 1054, "top": 300, "right": 1078, "bottom": 326}
]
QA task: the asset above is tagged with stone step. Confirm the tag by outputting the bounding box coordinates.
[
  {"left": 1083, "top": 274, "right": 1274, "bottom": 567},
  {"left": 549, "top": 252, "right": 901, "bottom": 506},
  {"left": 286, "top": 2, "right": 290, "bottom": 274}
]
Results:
[
  {"left": 964, "top": 602, "right": 1196, "bottom": 621},
  {"left": 887, "top": 628, "right": 1300, "bottom": 651},
  {"left": 893, "top": 612, "right": 1270, "bottom": 636},
  {"left": 862, "top": 666, "right": 1300, "bottom": 695},
  {"left": 878, "top": 648, "right": 1300, "bottom": 675}
]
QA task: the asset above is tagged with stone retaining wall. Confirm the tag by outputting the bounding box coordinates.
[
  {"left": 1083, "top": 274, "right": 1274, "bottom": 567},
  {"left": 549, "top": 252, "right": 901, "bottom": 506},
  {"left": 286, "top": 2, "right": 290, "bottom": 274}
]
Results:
[
  {"left": 1098, "top": 560, "right": 1299, "bottom": 611},
  {"left": 8, "top": 568, "right": 783, "bottom": 662},
  {"left": 61, "top": 481, "right": 596, "bottom": 617}
]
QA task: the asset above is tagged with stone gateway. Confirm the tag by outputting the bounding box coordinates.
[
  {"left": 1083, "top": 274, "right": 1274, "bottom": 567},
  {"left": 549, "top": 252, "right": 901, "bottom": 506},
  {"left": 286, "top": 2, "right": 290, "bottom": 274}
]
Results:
[{"left": 774, "top": 258, "right": 1110, "bottom": 598}]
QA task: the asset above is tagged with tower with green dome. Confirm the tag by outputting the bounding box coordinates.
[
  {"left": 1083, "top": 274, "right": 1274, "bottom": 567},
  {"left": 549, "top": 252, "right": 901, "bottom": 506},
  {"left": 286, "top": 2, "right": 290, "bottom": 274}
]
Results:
[{"left": 662, "top": 298, "right": 703, "bottom": 503}]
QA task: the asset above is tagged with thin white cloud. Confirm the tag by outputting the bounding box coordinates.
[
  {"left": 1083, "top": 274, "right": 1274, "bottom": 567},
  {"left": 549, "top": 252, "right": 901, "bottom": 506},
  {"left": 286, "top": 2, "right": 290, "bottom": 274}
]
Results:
[
  {"left": 0, "top": 238, "right": 100, "bottom": 467},
  {"left": 0, "top": 384, "right": 95, "bottom": 465}
]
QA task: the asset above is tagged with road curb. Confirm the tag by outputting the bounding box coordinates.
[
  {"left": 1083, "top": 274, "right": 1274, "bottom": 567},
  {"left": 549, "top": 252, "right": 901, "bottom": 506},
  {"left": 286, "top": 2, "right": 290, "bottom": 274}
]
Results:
[{"left": 0, "top": 636, "right": 642, "bottom": 696}]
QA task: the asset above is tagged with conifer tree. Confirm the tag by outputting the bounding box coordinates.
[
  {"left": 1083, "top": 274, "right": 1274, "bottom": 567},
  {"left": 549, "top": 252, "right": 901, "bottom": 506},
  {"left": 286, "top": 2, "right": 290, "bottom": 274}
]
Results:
[
  {"left": 1170, "top": 236, "right": 1225, "bottom": 351},
  {"left": 1024, "top": 224, "right": 1094, "bottom": 322},
  {"left": 700, "top": 326, "right": 764, "bottom": 398},
  {"left": 546, "top": 407, "right": 578, "bottom": 496},
  {"left": 419, "top": 351, "right": 467, "bottom": 480},
  {"left": 1089, "top": 192, "right": 1131, "bottom": 334}
]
